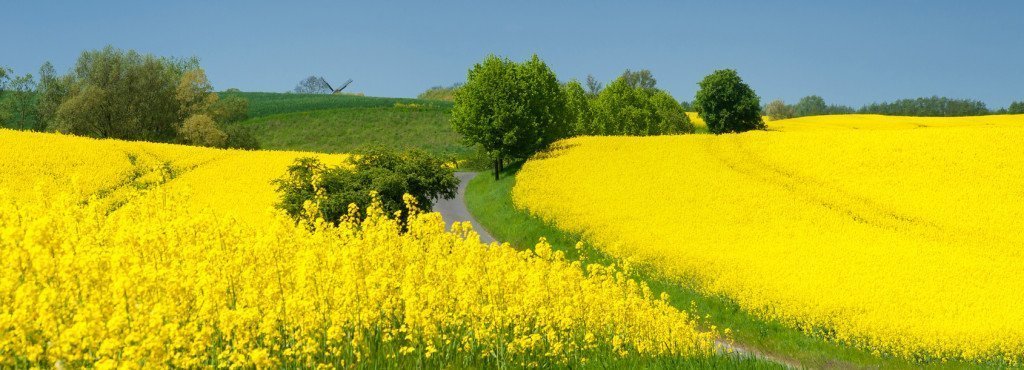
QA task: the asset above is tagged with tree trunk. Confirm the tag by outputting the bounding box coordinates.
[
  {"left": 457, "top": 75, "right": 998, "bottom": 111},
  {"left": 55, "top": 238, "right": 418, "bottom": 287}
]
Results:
[{"left": 494, "top": 157, "right": 500, "bottom": 181}]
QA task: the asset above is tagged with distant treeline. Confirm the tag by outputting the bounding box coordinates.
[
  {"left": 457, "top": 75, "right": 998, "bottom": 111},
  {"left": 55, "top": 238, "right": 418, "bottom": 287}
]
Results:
[
  {"left": 417, "top": 83, "right": 461, "bottom": 101},
  {"left": 766, "top": 95, "right": 1024, "bottom": 119},
  {"left": 0, "top": 46, "right": 256, "bottom": 149}
]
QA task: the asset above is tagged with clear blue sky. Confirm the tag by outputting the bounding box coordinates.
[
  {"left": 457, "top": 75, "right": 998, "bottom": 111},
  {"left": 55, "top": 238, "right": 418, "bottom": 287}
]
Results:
[{"left": 4, "top": 1, "right": 1022, "bottom": 108}]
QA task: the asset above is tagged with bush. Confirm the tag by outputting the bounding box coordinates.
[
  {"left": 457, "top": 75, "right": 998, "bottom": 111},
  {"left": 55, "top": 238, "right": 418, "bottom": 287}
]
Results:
[
  {"left": 274, "top": 147, "right": 458, "bottom": 225},
  {"left": 180, "top": 114, "right": 227, "bottom": 148},
  {"left": 417, "top": 84, "right": 461, "bottom": 101},
  {"left": 693, "top": 69, "right": 764, "bottom": 134},
  {"left": 223, "top": 124, "right": 260, "bottom": 150},
  {"left": 590, "top": 71, "right": 693, "bottom": 135},
  {"left": 451, "top": 54, "right": 569, "bottom": 180},
  {"left": 764, "top": 99, "right": 796, "bottom": 120}
]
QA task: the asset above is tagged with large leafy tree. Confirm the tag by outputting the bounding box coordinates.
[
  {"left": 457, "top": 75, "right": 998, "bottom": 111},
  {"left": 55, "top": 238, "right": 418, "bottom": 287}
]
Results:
[
  {"left": 793, "top": 95, "right": 828, "bottom": 117},
  {"left": 562, "top": 79, "right": 594, "bottom": 135},
  {"left": 451, "top": 54, "right": 569, "bottom": 179},
  {"left": 590, "top": 71, "right": 693, "bottom": 136},
  {"left": 693, "top": 69, "right": 764, "bottom": 134},
  {"left": 52, "top": 46, "right": 201, "bottom": 141}
]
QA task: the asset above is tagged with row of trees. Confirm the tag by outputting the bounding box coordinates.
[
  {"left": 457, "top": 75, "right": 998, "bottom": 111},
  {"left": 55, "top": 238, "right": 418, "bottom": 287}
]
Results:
[
  {"left": 764, "top": 95, "right": 855, "bottom": 120},
  {"left": 858, "top": 96, "right": 991, "bottom": 117},
  {"left": 451, "top": 55, "right": 765, "bottom": 179},
  {"left": 765, "top": 95, "right": 1024, "bottom": 120},
  {"left": 0, "top": 46, "right": 256, "bottom": 148}
]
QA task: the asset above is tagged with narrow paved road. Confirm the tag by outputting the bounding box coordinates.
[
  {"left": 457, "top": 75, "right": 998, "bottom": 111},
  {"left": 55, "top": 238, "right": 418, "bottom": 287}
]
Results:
[{"left": 432, "top": 172, "right": 495, "bottom": 243}]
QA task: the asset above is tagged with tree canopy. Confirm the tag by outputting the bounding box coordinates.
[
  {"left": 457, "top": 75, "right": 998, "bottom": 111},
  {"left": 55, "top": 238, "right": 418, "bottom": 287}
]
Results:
[
  {"left": 451, "top": 54, "right": 569, "bottom": 179},
  {"left": 590, "top": 71, "right": 692, "bottom": 135},
  {"left": 693, "top": 69, "right": 764, "bottom": 134}
]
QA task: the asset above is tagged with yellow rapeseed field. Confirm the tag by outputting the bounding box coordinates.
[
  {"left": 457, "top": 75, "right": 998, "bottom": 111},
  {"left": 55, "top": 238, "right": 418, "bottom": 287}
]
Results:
[
  {"left": 514, "top": 115, "right": 1024, "bottom": 364},
  {"left": 0, "top": 129, "right": 715, "bottom": 368},
  {"left": 686, "top": 112, "right": 1024, "bottom": 132}
]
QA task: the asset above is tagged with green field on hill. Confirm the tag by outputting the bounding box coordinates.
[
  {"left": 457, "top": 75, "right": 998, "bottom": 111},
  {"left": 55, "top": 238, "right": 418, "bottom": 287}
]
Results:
[
  {"left": 222, "top": 92, "right": 484, "bottom": 168},
  {"left": 221, "top": 91, "right": 453, "bottom": 118}
]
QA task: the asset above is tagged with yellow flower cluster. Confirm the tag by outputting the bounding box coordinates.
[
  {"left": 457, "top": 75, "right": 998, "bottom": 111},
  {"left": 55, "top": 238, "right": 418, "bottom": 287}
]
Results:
[
  {"left": 514, "top": 118, "right": 1024, "bottom": 364},
  {"left": 0, "top": 129, "right": 715, "bottom": 367}
]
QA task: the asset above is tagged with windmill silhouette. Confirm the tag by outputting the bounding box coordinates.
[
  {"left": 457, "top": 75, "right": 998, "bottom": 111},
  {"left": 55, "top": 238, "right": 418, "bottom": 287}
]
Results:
[{"left": 320, "top": 77, "right": 353, "bottom": 94}]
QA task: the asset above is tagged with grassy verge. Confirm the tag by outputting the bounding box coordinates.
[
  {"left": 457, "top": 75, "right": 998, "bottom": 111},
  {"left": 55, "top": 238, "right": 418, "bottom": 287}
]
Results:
[{"left": 464, "top": 164, "right": 984, "bottom": 369}]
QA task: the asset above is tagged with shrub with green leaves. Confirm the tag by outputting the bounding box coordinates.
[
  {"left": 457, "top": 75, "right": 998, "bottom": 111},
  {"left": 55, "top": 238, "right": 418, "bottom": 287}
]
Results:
[
  {"left": 693, "top": 69, "right": 764, "bottom": 134},
  {"left": 274, "top": 147, "right": 458, "bottom": 225}
]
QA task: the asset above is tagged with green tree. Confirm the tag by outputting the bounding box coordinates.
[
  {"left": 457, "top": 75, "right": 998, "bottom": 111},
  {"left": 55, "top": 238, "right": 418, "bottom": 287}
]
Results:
[
  {"left": 39, "top": 46, "right": 250, "bottom": 147},
  {"left": 764, "top": 99, "right": 796, "bottom": 120},
  {"left": 585, "top": 74, "right": 602, "bottom": 96},
  {"left": 794, "top": 95, "right": 827, "bottom": 117},
  {"left": 274, "top": 148, "right": 458, "bottom": 226},
  {"left": 209, "top": 95, "right": 249, "bottom": 124},
  {"left": 52, "top": 46, "right": 198, "bottom": 140},
  {"left": 1007, "top": 101, "right": 1024, "bottom": 114},
  {"left": 591, "top": 71, "right": 693, "bottom": 135},
  {"left": 35, "top": 62, "right": 68, "bottom": 130},
  {"left": 563, "top": 79, "right": 594, "bottom": 135},
  {"left": 620, "top": 69, "right": 657, "bottom": 90},
  {"left": 650, "top": 90, "right": 694, "bottom": 133},
  {"left": 179, "top": 114, "right": 227, "bottom": 147},
  {"left": 693, "top": 69, "right": 764, "bottom": 134},
  {"left": 0, "top": 69, "right": 40, "bottom": 130},
  {"left": 451, "top": 54, "right": 569, "bottom": 180}
]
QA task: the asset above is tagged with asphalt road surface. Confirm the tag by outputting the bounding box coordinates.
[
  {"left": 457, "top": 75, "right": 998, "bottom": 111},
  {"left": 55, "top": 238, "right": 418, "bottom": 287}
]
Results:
[{"left": 431, "top": 172, "right": 496, "bottom": 243}]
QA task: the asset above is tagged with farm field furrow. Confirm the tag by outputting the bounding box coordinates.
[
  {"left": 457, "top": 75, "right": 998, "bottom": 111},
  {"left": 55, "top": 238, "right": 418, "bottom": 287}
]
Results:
[{"left": 513, "top": 118, "right": 1024, "bottom": 364}]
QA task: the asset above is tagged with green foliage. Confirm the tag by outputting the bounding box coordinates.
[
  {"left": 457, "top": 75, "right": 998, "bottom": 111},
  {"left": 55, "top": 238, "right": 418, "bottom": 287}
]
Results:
[
  {"left": 294, "top": 76, "right": 332, "bottom": 94},
  {"left": 417, "top": 83, "right": 461, "bottom": 101},
  {"left": 764, "top": 99, "right": 796, "bottom": 120},
  {"left": 590, "top": 71, "right": 693, "bottom": 135},
  {"left": 791, "top": 95, "right": 854, "bottom": 117},
  {"left": 209, "top": 95, "right": 249, "bottom": 124},
  {"left": 1006, "top": 101, "right": 1024, "bottom": 114},
  {"left": 273, "top": 148, "right": 458, "bottom": 225},
  {"left": 620, "top": 69, "right": 657, "bottom": 90},
  {"left": 15, "top": 46, "right": 252, "bottom": 148},
  {"left": 585, "top": 74, "right": 602, "bottom": 96},
  {"left": 793, "top": 95, "right": 827, "bottom": 117},
  {"left": 562, "top": 80, "right": 594, "bottom": 135},
  {"left": 451, "top": 54, "right": 569, "bottom": 179},
  {"left": 0, "top": 70, "right": 41, "bottom": 130},
  {"left": 858, "top": 96, "right": 989, "bottom": 116},
  {"left": 35, "top": 62, "right": 66, "bottom": 129},
  {"left": 179, "top": 114, "right": 227, "bottom": 147},
  {"left": 694, "top": 69, "right": 764, "bottom": 134},
  {"left": 222, "top": 124, "right": 260, "bottom": 150},
  {"left": 51, "top": 46, "right": 198, "bottom": 140}
]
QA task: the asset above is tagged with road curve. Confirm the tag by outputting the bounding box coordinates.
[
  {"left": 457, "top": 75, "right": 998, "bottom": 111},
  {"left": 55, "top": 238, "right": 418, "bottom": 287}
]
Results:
[{"left": 432, "top": 172, "right": 495, "bottom": 243}]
